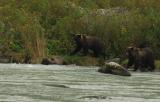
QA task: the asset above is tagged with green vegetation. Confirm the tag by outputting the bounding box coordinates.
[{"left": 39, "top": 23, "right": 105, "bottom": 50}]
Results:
[
  {"left": 155, "top": 60, "right": 160, "bottom": 70},
  {"left": 63, "top": 56, "right": 99, "bottom": 66},
  {"left": 0, "top": 0, "right": 160, "bottom": 66}
]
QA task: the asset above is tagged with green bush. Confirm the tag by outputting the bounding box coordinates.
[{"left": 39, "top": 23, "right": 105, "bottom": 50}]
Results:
[{"left": 1, "top": 0, "right": 160, "bottom": 64}]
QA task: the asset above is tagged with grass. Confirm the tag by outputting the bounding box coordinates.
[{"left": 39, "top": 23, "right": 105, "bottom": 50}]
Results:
[
  {"left": 155, "top": 60, "right": 160, "bottom": 71},
  {"left": 63, "top": 55, "right": 103, "bottom": 66}
]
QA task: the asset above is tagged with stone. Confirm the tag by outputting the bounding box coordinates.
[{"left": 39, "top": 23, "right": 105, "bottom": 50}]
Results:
[{"left": 98, "top": 62, "right": 131, "bottom": 76}]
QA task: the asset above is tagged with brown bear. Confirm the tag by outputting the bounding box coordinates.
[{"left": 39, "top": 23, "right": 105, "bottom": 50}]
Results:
[
  {"left": 71, "top": 34, "right": 106, "bottom": 58},
  {"left": 126, "top": 46, "right": 155, "bottom": 71}
]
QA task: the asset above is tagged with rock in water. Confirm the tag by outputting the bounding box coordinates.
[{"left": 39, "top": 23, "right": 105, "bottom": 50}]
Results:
[
  {"left": 98, "top": 62, "right": 131, "bottom": 76},
  {"left": 41, "top": 56, "right": 67, "bottom": 65}
]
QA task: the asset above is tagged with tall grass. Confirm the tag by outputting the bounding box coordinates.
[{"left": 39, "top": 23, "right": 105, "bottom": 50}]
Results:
[{"left": 0, "top": 0, "right": 160, "bottom": 63}]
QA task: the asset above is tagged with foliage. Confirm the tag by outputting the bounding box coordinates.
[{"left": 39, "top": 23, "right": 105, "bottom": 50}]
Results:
[
  {"left": 0, "top": 0, "right": 160, "bottom": 64},
  {"left": 63, "top": 55, "right": 99, "bottom": 66},
  {"left": 155, "top": 60, "right": 160, "bottom": 71}
]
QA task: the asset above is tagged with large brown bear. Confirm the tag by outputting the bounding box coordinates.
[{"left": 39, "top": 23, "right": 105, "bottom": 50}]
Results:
[
  {"left": 71, "top": 34, "right": 106, "bottom": 58},
  {"left": 126, "top": 46, "right": 155, "bottom": 71}
]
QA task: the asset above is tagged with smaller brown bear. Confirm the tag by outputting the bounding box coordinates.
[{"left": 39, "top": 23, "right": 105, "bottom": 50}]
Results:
[{"left": 126, "top": 46, "right": 155, "bottom": 71}]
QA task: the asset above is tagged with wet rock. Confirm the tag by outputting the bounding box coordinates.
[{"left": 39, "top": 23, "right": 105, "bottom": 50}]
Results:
[
  {"left": 41, "top": 56, "right": 67, "bottom": 65},
  {"left": 98, "top": 62, "right": 131, "bottom": 76},
  {"left": 0, "top": 52, "right": 10, "bottom": 63},
  {"left": 0, "top": 58, "right": 10, "bottom": 63}
]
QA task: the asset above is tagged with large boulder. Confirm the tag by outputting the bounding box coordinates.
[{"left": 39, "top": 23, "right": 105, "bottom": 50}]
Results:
[{"left": 98, "top": 62, "right": 131, "bottom": 76}]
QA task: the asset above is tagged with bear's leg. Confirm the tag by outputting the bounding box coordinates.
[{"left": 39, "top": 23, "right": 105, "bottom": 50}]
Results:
[
  {"left": 126, "top": 59, "right": 134, "bottom": 69},
  {"left": 139, "top": 68, "right": 145, "bottom": 72},
  {"left": 133, "top": 62, "right": 139, "bottom": 71},
  {"left": 101, "top": 52, "right": 106, "bottom": 59},
  {"left": 148, "top": 63, "right": 155, "bottom": 71},
  {"left": 70, "top": 46, "right": 82, "bottom": 55},
  {"left": 139, "top": 64, "right": 146, "bottom": 72},
  {"left": 82, "top": 47, "right": 88, "bottom": 56},
  {"left": 93, "top": 50, "right": 99, "bottom": 57}
]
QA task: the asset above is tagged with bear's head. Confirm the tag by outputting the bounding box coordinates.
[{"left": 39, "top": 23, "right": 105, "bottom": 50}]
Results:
[
  {"left": 126, "top": 46, "right": 139, "bottom": 58},
  {"left": 73, "top": 34, "right": 86, "bottom": 44}
]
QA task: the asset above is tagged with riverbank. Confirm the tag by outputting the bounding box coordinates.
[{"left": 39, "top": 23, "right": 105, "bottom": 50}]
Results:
[
  {"left": 0, "top": 54, "right": 160, "bottom": 71},
  {"left": 56, "top": 56, "right": 160, "bottom": 71}
]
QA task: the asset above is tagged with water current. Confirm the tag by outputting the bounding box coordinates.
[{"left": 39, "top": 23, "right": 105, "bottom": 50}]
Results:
[{"left": 0, "top": 64, "right": 159, "bottom": 102}]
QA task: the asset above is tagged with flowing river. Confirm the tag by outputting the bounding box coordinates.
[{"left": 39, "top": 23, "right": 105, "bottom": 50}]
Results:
[{"left": 0, "top": 64, "right": 160, "bottom": 102}]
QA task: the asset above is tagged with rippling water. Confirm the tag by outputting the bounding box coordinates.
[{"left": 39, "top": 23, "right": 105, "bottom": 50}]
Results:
[{"left": 0, "top": 64, "right": 160, "bottom": 102}]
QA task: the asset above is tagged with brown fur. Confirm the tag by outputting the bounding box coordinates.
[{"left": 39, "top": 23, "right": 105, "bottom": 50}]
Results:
[
  {"left": 71, "top": 34, "right": 106, "bottom": 58},
  {"left": 126, "top": 46, "right": 155, "bottom": 71}
]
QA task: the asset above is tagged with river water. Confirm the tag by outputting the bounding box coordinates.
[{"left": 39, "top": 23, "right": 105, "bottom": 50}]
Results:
[{"left": 0, "top": 64, "right": 159, "bottom": 102}]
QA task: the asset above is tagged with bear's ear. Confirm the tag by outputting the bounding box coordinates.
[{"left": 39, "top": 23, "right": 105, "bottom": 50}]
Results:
[
  {"left": 127, "top": 46, "right": 134, "bottom": 50},
  {"left": 130, "top": 47, "right": 134, "bottom": 50},
  {"left": 81, "top": 34, "right": 86, "bottom": 39},
  {"left": 75, "top": 34, "right": 81, "bottom": 38}
]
